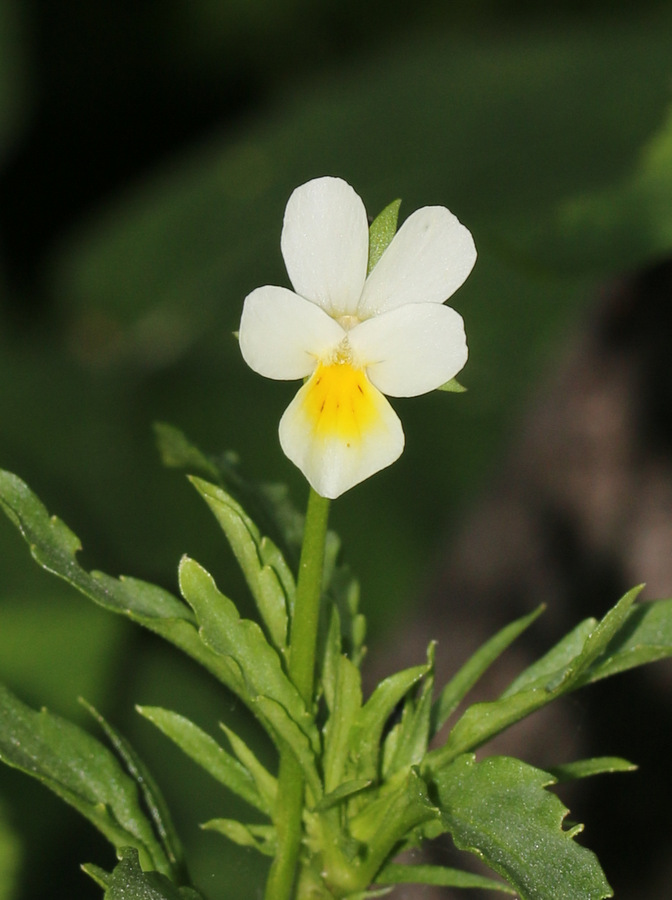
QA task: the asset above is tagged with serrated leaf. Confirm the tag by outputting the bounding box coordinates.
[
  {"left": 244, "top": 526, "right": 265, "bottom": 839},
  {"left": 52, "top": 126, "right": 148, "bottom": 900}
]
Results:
[
  {"left": 0, "top": 469, "right": 246, "bottom": 699},
  {"left": 368, "top": 199, "right": 401, "bottom": 274},
  {"left": 81, "top": 700, "right": 186, "bottom": 881},
  {"left": 177, "top": 556, "right": 318, "bottom": 752},
  {"left": 547, "top": 757, "right": 637, "bottom": 783},
  {"left": 347, "top": 665, "right": 428, "bottom": 782},
  {"left": 189, "top": 477, "right": 293, "bottom": 651},
  {"left": 434, "top": 755, "right": 612, "bottom": 900},
  {"left": 102, "top": 848, "right": 203, "bottom": 900},
  {"left": 202, "top": 819, "right": 276, "bottom": 857},
  {"left": 137, "top": 706, "right": 269, "bottom": 815},
  {"left": 433, "top": 606, "right": 544, "bottom": 732},
  {"left": 376, "top": 863, "right": 515, "bottom": 893},
  {"left": 0, "top": 684, "right": 169, "bottom": 875}
]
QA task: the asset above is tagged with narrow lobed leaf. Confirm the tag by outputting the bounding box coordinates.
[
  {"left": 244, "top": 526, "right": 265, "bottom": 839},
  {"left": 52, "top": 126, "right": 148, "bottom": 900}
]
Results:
[
  {"left": 0, "top": 684, "right": 169, "bottom": 875},
  {"left": 547, "top": 757, "right": 637, "bottom": 783},
  {"left": 376, "top": 863, "right": 515, "bottom": 893},
  {"left": 433, "top": 605, "right": 544, "bottom": 733},
  {"left": 137, "top": 706, "right": 269, "bottom": 815},
  {"left": 80, "top": 699, "right": 187, "bottom": 882}
]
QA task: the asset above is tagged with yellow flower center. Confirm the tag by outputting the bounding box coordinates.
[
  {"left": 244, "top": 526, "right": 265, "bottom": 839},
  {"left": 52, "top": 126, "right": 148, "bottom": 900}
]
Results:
[{"left": 302, "top": 360, "right": 378, "bottom": 442}]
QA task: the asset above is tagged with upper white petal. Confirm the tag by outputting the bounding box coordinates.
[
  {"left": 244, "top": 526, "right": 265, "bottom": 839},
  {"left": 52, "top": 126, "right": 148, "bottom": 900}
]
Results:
[
  {"left": 349, "top": 303, "right": 468, "bottom": 397},
  {"left": 280, "top": 176, "right": 369, "bottom": 317},
  {"left": 358, "top": 206, "right": 477, "bottom": 317},
  {"left": 239, "top": 285, "right": 344, "bottom": 380}
]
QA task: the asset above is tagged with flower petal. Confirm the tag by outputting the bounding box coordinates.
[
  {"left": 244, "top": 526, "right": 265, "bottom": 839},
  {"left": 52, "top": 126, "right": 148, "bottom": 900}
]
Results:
[
  {"left": 239, "top": 286, "right": 344, "bottom": 380},
  {"left": 279, "top": 363, "right": 404, "bottom": 498},
  {"left": 280, "top": 177, "right": 369, "bottom": 317},
  {"left": 358, "top": 206, "right": 476, "bottom": 317},
  {"left": 349, "top": 303, "right": 467, "bottom": 397}
]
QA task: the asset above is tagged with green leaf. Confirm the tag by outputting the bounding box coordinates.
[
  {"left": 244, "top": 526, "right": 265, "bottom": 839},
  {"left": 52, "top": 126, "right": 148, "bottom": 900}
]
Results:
[
  {"left": 202, "top": 819, "right": 276, "bottom": 857},
  {"left": 348, "top": 769, "right": 439, "bottom": 886},
  {"left": 177, "top": 556, "right": 318, "bottom": 752},
  {"left": 312, "top": 779, "right": 373, "bottom": 813},
  {"left": 254, "top": 696, "right": 322, "bottom": 802},
  {"left": 433, "top": 606, "right": 544, "bottom": 733},
  {"left": 100, "top": 848, "right": 203, "bottom": 900},
  {"left": 367, "top": 199, "right": 401, "bottom": 274},
  {"left": 426, "top": 588, "right": 651, "bottom": 771},
  {"left": 382, "top": 643, "right": 435, "bottom": 778},
  {"left": 547, "top": 757, "right": 637, "bottom": 783},
  {"left": 0, "top": 683, "right": 170, "bottom": 875},
  {"left": 581, "top": 596, "right": 672, "bottom": 683},
  {"left": 155, "top": 423, "right": 304, "bottom": 564},
  {"left": 219, "top": 722, "right": 277, "bottom": 813},
  {"left": 322, "top": 653, "right": 362, "bottom": 793},
  {"left": 436, "top": 378, "right": 468, "bottom": 393},
  {"left": 434, "top": 755, "right": 612, "bottom": 900},
  {"left": 80, "top": 700, "right": 186, "bottom": 881},
  {"left": 376, "top": 863, "right": 515, "bottom": 893},
  {"left": 347, "top": 664, "right": 429, "bottom": 782},
  {"left": 189, "top": 476, "right": 294, "bottom": 651},
  {"left": 136, "top": 706, "right": 270, "bottom": 815},
  {"left": 0, "top": 799, "right": 21, "bottom": 900},
  {"left": 0, "top": 469, "right": 246, "bottom": 699}
]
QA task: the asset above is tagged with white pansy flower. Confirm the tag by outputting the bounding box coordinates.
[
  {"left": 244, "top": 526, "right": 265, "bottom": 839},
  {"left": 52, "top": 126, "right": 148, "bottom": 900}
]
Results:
[{"left": 239, "top": 176, "right": 476, "bottom": 499}]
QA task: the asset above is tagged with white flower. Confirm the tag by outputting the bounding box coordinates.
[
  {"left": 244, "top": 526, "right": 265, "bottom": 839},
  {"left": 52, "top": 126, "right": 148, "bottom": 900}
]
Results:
[{"left": 239, "top": 176, "right": 476, "bottom": 499}]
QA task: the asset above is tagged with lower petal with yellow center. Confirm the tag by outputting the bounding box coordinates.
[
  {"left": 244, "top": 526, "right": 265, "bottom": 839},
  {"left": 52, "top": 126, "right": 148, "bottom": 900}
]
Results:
[{"left": 279, "top": 361, "right": 404, "bottom": 499}]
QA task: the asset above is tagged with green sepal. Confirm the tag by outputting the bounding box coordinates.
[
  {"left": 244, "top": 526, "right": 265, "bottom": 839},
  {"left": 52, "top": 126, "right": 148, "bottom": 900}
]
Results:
[
  {"left": 376, "top": 863, "right": 515, "bottom": 893},
  {"left": 368, "top": 199, "right": 401, "bottom": 274},
  {"left": 432, "top": 605, "right": 544, "bottom": 733},
  {"left": 80, "top": 699, "right": 187, "bottom": 881},
  {"left": 189, "top": 476, "right": 294, "bottom": 651},
  {"left": 433, "top": 755, "right": 612, "bottom": 900},
  {"left": 96, "top": 848, "right": 204, "bottom": 899},
  {"left": 177, "top": 556, "right": 318, "bottom": 752},
  {"left": 547, "top": 757, "right": 637, "bottom": 783},
  {"left": 0, "top": 683, "right": 170, "bottom": 875},
  {"left": 0, "top": 469, "right": 246, "bottom": 699},
  {"left": 436, "top": 377, "right": 467, "bottom": 393},
  {"left": 136, "top": 706, "right": 270, "bottom": 815},
  {"left": 202, "top": 819, "right": 276, "bottom": 857}
]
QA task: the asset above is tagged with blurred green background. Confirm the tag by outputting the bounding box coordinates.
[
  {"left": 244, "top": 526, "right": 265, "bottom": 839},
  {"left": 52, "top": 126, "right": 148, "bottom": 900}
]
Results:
[{"left": 2, "top": 0, "right": 672, "bottom": 897}]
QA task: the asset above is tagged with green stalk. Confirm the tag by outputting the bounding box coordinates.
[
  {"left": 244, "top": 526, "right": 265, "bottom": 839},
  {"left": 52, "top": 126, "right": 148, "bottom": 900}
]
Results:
[{"left": 264, "top": 488, "right": 330, "bottom": 900}]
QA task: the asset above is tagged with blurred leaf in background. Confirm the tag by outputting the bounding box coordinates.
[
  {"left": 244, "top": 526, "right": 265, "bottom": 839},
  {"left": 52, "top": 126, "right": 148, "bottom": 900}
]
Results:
[{"left": 1, "top": 2, "right": 672, "bottom": 899}]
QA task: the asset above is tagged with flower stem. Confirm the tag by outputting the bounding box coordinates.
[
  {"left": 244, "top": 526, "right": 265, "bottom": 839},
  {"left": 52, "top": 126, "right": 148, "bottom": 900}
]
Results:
[{"left": 264, "top": 487, "right": 330, "bottom": 900}]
